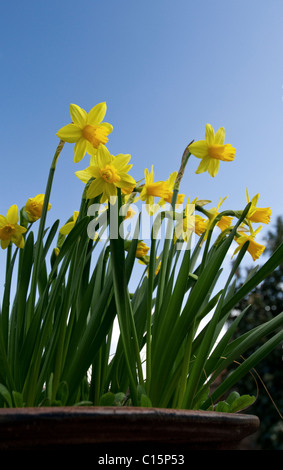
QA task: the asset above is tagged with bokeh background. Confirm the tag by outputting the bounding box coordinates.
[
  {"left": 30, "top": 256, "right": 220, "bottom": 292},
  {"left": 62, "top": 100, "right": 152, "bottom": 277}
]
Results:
[{"left": 1, "top": 0, "right": 283, "bottom": 283}]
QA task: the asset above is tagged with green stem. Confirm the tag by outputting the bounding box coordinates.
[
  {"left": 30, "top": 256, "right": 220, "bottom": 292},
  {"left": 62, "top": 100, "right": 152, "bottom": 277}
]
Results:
[
  {"left": 26, "top": 140, "right": 64, "bottom": 332},
  {"left": 145, "top": 237, "right": 156, "bottom": 395}
]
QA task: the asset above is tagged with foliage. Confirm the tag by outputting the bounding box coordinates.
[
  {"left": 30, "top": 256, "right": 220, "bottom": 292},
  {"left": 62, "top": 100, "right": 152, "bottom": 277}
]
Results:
[{"left": 0, "top": 104, "right": 283, "bottom": 412}]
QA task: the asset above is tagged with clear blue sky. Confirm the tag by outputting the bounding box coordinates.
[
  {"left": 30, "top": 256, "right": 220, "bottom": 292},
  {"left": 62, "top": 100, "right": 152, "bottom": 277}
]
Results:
[{"left": 1, "top": 0, "right": 283, "bottom": 280}]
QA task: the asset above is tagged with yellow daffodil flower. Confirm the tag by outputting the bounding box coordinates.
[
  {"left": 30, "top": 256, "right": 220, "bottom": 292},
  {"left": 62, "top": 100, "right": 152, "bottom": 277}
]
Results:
[
  {"left": 140, "top": 166, "right": 172, "bottom": 215},
  {"left": 136, "top": 241, "right": 150, "bottom": 258},
  {"left": 189, "top": 124, "right": 236, "bottom": 177},
  {"left": 216, "top": 215, "right": 233, "bottom": 232},
  {"left": 203, "top": 196, "right": 229, "bottom": 238},
  {"left": 158, "top": 171, "right": 185, "bottom": 207},
  {"left": 125, "top": 206, "right": 136, "bottom": 220},
  {"left": 24, "top": 194, "right": 51, "bottom": 222},
  {"left": 59, "top": 211, "right": 79, "bottom": 235},
  {"left": 174, "top": 197, "right": 206, "bottom": 243},
  {"left": 56, "top": 103, "right": 113, "bottom": 163},
  {"left": 246, "top": 189, "right": 271, "bottom": 225},
  {"left": 234, "top": 226, "right": 265, "bottom": 261},
  {"left": 0, "top": 205, "right": 27, "bottom": 249},
  {"left": 75, "top": 145, "right": 136, "bottom": 204}
]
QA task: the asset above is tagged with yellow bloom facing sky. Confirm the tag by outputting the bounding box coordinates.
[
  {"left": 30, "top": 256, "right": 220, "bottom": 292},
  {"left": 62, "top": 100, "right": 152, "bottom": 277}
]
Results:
[
  {"left": 24, "top": 194, "right": 51, "bottom": 222},
  {"left": 189, "top": 124, "right": 236, "bottom": 177},
  {"left": 56, "top": 103, "right": 113, "bottom": 163},
  {"left": 0, "top": 205, "right": 27, "bottom": 249},
  {"left": 75, "top": 145, "right": 136, "bottom": 204}
]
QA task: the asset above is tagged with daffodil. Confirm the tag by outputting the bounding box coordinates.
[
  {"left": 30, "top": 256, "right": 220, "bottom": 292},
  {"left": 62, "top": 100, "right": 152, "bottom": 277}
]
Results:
[
  {"left": 189, "top": 124, "right": 236, "bottom": 177},
  {"left": 59, "top": 211, "right": 79, "bottom": 235},
  {"left": 140, "top": 166, "right": 172, "bottom": 215},
  {"left": 174, "top": 197, "right": 207, "bottom": 243},
  {"left": 216, "top": 215, "right": 233, "bottom": 232},
  {"left": 245, "top": 189, "right": 271, "bottom": 225},
  {"left": 0, "top": 205, "right": 27, "bottom": 249},
  {"left": 56, "top": 103, "right": 113, "bottom": 163},
  {"left": 125, "top": 206, "right": 136, "bottom": 220},
  {"left": 202, "top": 196, "right": 229, "bottom": 238},
  {"left": 75, "top": 145, "right": 136, "bottom": 204},
  {"left": 24, "top": 194, "right": 51, "bottom": 222},
  {"left": 234, "top": 226, "right": 265, "bottom": 261},
  {"left": 136, "top": 241, "right": 150, "bottom": 258},
  {"left": 158, "top": 171, "right": 185, "bottom": 207}
]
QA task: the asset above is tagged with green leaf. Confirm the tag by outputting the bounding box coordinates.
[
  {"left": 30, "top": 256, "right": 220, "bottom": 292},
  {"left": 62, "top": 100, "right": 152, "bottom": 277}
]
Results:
[
  {"left": 215, "top": 401, "right": 230, "bottom": 412},
  {"left": 99, "top": 392, "right": 116, "bottom": 406},
  {"left": 0, "top": 384, "right": 12, "bottom": 407},
  {"left": 140, "top": 394, "right": 152, "bottom": 407},
  {"left": 229, "top": 394, "right": 256, "bottom": 412},
  {"left": 12, "top": 391, "right": 24, "bottom": 407}
]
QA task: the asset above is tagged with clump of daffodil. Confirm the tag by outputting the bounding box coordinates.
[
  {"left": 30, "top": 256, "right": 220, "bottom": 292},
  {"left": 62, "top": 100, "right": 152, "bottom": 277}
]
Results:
[
  {"left": 56, "top": 103, "right": 113, "bottom": 163},
  {"left": 75, "top": 145, "right": 136, "bottom": 204},
  {"left": 234, "top": 225, "right": 265, "bottom": 261},
  {"left": 245, "top": 189, "right": 271, "bottom": 225},
  {"left": 0, "top": 205, "right": 27, "bottom": 249},
  {"left": 189, "top": 124, "right": 236, "bottom": 177},
  {"left": 24, "top": 194, "right": 51, "bottom": 222},
  {"left": 140, "top": 166, "right": 172, "bottom": 215},
  {"left": 59, "top": 211, "right": 79, "bottom": 235}
]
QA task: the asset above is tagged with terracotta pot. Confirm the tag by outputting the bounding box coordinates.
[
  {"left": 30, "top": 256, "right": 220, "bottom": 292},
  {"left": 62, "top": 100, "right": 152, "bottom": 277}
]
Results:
[{"left": 0, "top": 406, "right": 259, "bottom": 453}]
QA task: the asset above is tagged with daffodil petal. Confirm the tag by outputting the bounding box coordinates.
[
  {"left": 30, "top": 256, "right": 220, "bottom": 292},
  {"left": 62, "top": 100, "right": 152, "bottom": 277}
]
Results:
[
  {"left": 113, "top": 154, "right": 131, "bottom": 170},
  {"left": 205, "top": 124, "right": 215, "bottom": 145},
  {"left": 59, "top": 222, "right": 75, "bottom": 235},
  {"left": 87, "top": 102, "right": 107, "bottom": 125},
  {"left": 145, "top": 166, "right": 154, "bottom": 184},
  {"left": 208, "top": 159, "right": 220, "bottom": 177},
  {"left": 17, "top": 225, "right": 27, "bottom": 234},
  {"left": 86, "top": 142, "right": 98, "bottom": 157},
  {"left": 195, "top": 156, "right": 210, "bottom": 174},
  {"left": 87, "top": 178, "right": 105, "bottom": 199},
  {"left": 74, "top": 138, "right": 87, "bottom": 163},
  {"left": 6, "top": 205, "right": 18, "bottom": 224},
  {"left": 214, "top": 127, "right": 225, "bottom": 145},
  {"left": 115, "top": 174, "right": 136, "bottom": 188},
  {"left": 56, "top": 124, "right": 82, "bottom": 143},
  {"left": 96, "top": 145, "right": 112, "bottom": 168},
  {"left": 1, "top": 239, "right": 10, "bottom": 249},
  {"left": 70, "top": 104, "right": 87, "bottom": 128},
  {"left": 0, "top": 215, "right": 6, "bottom": 227},
  {"left": 189, "top": 140, "right": 208, "bottom": 158},
  {"left": 75, "top": 169, "right": 93, "bottom": 184}
]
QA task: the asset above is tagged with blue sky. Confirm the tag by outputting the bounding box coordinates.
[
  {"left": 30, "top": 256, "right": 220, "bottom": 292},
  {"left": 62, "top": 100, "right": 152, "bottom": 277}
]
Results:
[{"left": 1, "top": 0, "right": 283, "bottom": 283}]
